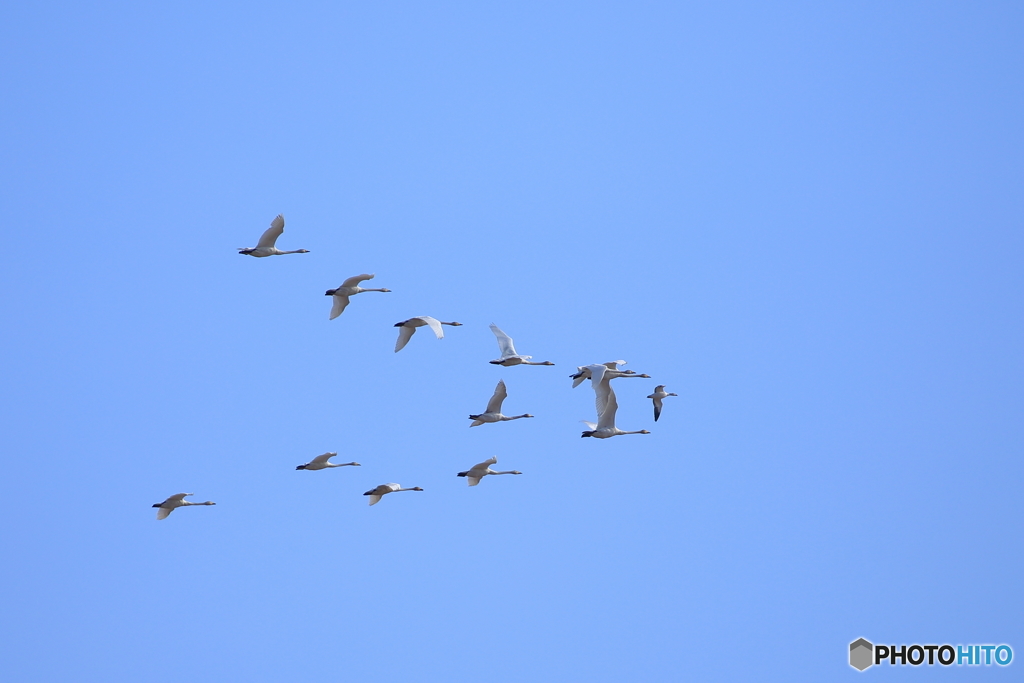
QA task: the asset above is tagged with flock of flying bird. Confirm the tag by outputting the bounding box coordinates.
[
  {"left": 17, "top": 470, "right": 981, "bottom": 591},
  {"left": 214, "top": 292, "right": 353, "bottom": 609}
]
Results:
[{"left": 152, "top": 215, "right": 678, "bottom": 518}]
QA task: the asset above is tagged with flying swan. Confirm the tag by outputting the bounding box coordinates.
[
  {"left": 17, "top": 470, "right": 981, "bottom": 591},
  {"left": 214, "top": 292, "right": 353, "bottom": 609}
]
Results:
[
  {"left": 238, "top": 214, "right": 310, "bottom": 257},
  {"left": 325, "top": 274, "right": 391, "bottom": 319},
  {"left": 581, "top": 382, "right": 650, "bottom": 439},
  {"left": 295, "top": 452, "right": 361, "bottom": 470},
  {"left": 469, "top": 379, "right": 534, "bottom": 427},
  {"left": 457, "top": 456, "right": 522, "bottom": 486},
  {"left": 393, "top": 316, "right": 463, "bottom": 352},
  {"left": 152, "top": 493, "right": 216, "bottom": 520},
  {"left": 363, "top": 483, "right": 424, "bottom": 506},
  {"left": 488, "top": 324, "right": 554, "bottom": 366}
]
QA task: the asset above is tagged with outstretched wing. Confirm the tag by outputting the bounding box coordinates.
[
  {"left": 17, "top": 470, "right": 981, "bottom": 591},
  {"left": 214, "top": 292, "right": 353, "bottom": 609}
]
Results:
[
  {"left": 367, "top": 494, "right": 383, "bottom": 506},
  {"left": 422, "top": 316, "right": 444, "bottom": 339},
  {"left": 571, "top": 366, "right": 590, "bottom": 388},
  {"left": 466, "top": 476, "right": 482, "bottom": 487},
  {"left": 602, "top": 360, "right": 627, "bottom": 370},
  {"left": 591, "top": 372, "right": 615, "bottom": 418},
  {"left": 310, "top": 452, "right": 336, "bottom": 465},
  {"left": 485, "top": 380, "right": 507, "bottom": 414},
  {"left": 256, "top": 214, "right": 285, "bottom": 248},
  {"left": 329, "top": 295, "right": 351, "bottom": 320},
  {"left": 163, "top": 493, "right": 191, "bottom": 504},
  {"left": 341, "top": 273, "right": 375, "bottom": 288},
  {"left": 395, "top": 325, "right": 416, "bottom": 352},
  {"left": 468, "top": 456, "right": 497, "bottom": 475},
  {"left": 596, "top": 384, "right": 619, "bottom": 430},
  {"left": 652, "top": 397, "right": 663, "bottom": 422},
  {"left": 489, "top": 324, "right": 517, "bottom": 359},
  {"left": 588, "top": 364, "right": 609, "bottom": 386},
  {"left": 156, "top": 506, "right": 173, "bottom": 520}
]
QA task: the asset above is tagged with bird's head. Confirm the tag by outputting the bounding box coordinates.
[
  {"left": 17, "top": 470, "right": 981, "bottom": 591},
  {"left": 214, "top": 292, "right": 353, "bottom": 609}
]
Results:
[
  {"left": 512, "top": 471, "right": 522, "bottom": 475},
  {"left": 381, "top": 289, "right": 392, "bottom": 292},
  {"left": 350, "top": 462, "right": 362, "bottom": 467},
  {"left": 639, "top": 430, "right": 651, "bottom": 434},
  {"left": 538, "top": 361, "right": 555, "bottom": 366},
  {"left": 637, "top": 374, "right": 652, "bottom": 378},
  {"left": 411, "top": 487, "right": 424, "bottom": 491},
  {"left": 449, "top": 322, "right": 464, "bottom": 326},
  {"left": 523, "top": 414, "right": 535, "bottom": 418},
  {"left": 296, "top": 249, "right": 310, "bottom": 253}
]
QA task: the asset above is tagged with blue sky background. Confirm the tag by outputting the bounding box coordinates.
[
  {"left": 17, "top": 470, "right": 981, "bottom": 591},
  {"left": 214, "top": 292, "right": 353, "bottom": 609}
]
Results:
[{"left": 2, "top": 2, "right": 1022, "bottom": 680}]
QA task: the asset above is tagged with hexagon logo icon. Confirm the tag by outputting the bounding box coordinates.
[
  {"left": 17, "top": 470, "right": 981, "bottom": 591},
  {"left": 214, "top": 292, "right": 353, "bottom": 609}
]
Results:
[{"left": 850, "top": 638, "right": 874, "bottom": 671}]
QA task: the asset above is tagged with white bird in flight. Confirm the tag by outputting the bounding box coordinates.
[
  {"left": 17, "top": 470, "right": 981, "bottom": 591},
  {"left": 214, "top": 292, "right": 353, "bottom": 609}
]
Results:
[
  {"left": 238, "top": 214, "right": 310, "bottom": 257},
  {"left": 457, "top": 456, "right": 522, "bottom": 486},
  {"left": 581, "top": 383, "right": 651, "bottom": 439},
  {"left": 152, "top": 493, "right": 216, "bottom": 520},
  {"left": 570, "top": 360, "right": 650, "bottom": 389},
  {"left": 469, "top": 379, "right": 534, "bottom": 427},
  {"left": 363, "top": 483, "right": 424, "bottom": 506},
  {"left": 295, "top": 452, "right": 361, "bottom": 470},
  {"left": 325, "top": 274, "right": 391, "bottom": 319},
  {"left": 488, "top": 324, "right": 554, "bottom": 366},
  {"left": 646, "top": 385, "right": 678, "bottom": 422},
  {"left": 393, "top": 316, "right": 463, "bottom": 352}
]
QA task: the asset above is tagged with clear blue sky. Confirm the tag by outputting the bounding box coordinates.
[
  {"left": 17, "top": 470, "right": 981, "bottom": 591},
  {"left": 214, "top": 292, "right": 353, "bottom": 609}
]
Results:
[{"left": 2, "top": 2, "right": 1021, "bottom": 680}]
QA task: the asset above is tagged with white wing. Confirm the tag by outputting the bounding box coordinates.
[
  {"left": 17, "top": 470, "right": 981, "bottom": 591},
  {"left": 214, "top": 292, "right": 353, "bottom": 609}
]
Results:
[
  {"left": 484, "top": 380, "right": 507, "bottom": 414},
  {"left": 367, "top": 495, "right": 382, "bottom": 506},
  {"left": 581, "top": 420, "right": 598, "bottom": 430},
  {"left": 489, "top": 324, "right": 517, "bottom": 358},
  {"left": 596, "top": 384, "right": 619, "bottom": 430},
  {"left": 467, "top": 476, "right": 482, "bottom": 487},
  {"left": 588, "top": 364, "right": 609, "bottom": 386},
  {"left": 652, "top": 397, "right": 663, "bottom": 422},
  {"left": 602, "top": 360, "right": 627, "bottom": 370},
  {"left": 330, "top": 295, "right": 351, "bottom": 320},
  {"left": 394, "top": 325, "right": 416, "bottom": 352},
  {"left": 310, "top": 452, "right": 336, "bottom": 465},
  {"left": 571, "top": 367, "right": 590, "bottom": 388},
  {"left": 162, "top": 493, "right": 191, "bottom": 505},
  {"left": 256, "top": 214, "right": 285, "bottom": 248},
  {"left": 341, "top": 273, "right": 374, "bottom": 288},
  {"left": 592, "top": 373, "right": 615, "bottom": 418},
  {"left": 156, "top": 506, "right": 173, "bottom": 520},
  {"left": 422, "top": 316, "right": 444, "bottom": 339},
  {"left": 467, "top": 456, "right": 497, "bottom": 476}
]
